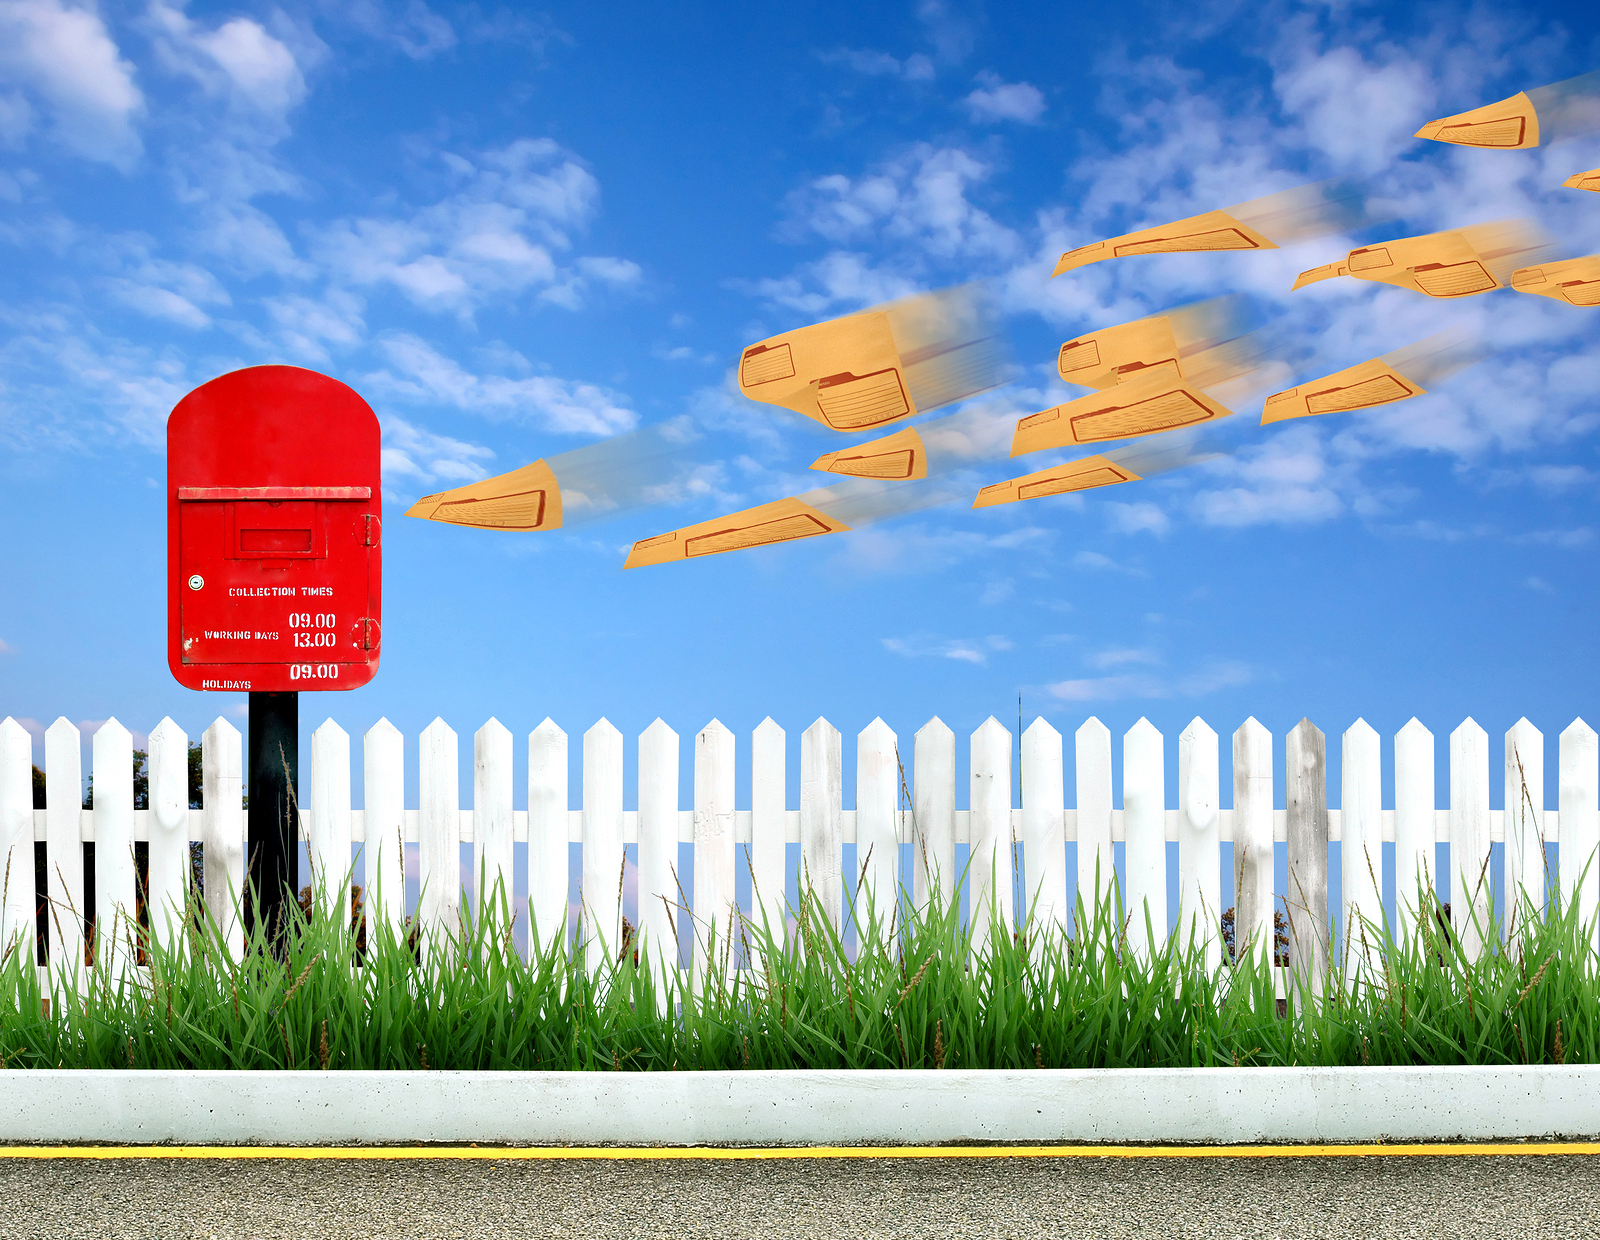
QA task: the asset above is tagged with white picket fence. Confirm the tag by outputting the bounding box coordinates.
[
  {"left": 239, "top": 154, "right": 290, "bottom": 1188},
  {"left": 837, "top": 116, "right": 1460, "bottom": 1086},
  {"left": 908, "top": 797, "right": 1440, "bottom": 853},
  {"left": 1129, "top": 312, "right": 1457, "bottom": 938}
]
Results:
[{"left": 0, "top": 713, "right": 1596, "bottom": 981}]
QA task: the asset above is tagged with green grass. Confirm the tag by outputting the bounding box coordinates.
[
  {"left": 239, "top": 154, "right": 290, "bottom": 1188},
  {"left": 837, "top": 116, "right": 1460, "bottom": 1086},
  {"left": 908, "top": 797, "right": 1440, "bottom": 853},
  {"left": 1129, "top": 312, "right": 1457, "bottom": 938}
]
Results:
[{"left": 0, "top": 875, "right": 1594, "bottom": 1070}]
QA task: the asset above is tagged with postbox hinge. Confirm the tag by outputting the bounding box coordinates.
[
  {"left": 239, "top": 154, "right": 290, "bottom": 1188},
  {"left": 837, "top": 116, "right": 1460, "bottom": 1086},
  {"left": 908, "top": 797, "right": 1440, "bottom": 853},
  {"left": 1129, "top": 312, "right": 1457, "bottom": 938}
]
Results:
[
  {"left": 355, "top": 617, "right": 382, "bottom": 651},
  {"left": 363, "top": 514, "right": 382, "bottom": 547}
]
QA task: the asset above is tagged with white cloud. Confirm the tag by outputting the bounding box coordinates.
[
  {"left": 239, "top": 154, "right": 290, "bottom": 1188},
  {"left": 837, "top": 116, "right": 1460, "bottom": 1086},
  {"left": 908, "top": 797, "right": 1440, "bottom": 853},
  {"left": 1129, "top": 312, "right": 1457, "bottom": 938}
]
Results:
[
  {"left": 979, "top": 578, "right": 1014, "bottom": 605},
  {"left": 819, "top": 48, "right": 934, "bottom": 82},
  {"left": 0, "top": 635, "right": 12, "bottom": 653},
  {"left": 1524, "top": 575, "right": 1556, "bottom": 595},
  {"left": 1045, "top": 660, "right": 1252, "bottom": 703},
  {"left": 105, "top": 256, "right": 230, "bottom": 329},
  {"left": 379, "top": 414, "right": 494, "bottom": 488},
  {"left": 882, "top": 633, "right": 1013, "bottom": 665},
  {"left": 148, "top": 3, "right": 314, "bottom": 121},
  {"left": 1106, "top": 500, "right": 1170, "bottom": 537},
  {"left": 263, "top": 289, "right": 366, "bottom": 362},
  {"left": 1087, "top": 647, "right": 1160, "bottom": 671},
  {"left": 964, "top": 72, "right": 1045, "bottom": 124},
  {"left": 0, "top": 0, "right": 143, "bottom": 166}
]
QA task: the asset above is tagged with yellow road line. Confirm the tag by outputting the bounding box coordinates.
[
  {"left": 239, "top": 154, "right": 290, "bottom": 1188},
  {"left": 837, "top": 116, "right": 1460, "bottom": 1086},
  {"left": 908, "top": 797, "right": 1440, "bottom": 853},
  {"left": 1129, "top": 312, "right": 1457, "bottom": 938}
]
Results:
[{"left": 0, "top": 1143, "right": 1596, "bottom": 1161}]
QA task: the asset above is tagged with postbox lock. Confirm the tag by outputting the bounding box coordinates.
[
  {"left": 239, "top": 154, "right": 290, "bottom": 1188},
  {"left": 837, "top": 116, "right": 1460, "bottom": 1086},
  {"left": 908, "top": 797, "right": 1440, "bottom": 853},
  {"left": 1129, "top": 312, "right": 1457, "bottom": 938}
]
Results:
[
  {"left": 353, "top": 617, "right": 381, "bottom": 651},
  {"left": 188, "top": 574, "right": 205, "bottom": 591}
]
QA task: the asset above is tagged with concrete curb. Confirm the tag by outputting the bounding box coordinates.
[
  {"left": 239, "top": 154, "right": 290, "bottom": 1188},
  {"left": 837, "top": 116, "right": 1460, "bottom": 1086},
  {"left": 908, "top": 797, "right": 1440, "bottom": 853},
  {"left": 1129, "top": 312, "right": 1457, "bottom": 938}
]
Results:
[{"left": 2, "top": 1066, "right": 1598, "bottom": 1146}]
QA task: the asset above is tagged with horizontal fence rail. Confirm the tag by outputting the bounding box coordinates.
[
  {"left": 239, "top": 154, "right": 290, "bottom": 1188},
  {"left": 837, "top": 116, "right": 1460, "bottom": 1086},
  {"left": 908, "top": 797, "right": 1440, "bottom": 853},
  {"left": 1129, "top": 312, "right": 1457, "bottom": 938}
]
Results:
[{"left": 1, "top": 713, "right": 1596, "bottom": 979}]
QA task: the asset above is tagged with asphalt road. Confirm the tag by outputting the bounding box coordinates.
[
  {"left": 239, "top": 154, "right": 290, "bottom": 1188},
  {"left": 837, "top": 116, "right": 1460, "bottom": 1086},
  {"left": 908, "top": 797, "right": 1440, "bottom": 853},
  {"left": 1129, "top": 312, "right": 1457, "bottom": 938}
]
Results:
[{"left": 0, "top": 1152, "right": 1594, "bottom": 1239}]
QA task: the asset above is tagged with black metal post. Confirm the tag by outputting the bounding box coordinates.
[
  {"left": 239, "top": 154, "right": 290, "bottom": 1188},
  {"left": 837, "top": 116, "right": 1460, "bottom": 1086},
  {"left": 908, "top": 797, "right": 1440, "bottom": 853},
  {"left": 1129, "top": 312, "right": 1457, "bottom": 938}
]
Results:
[{"left": 247, "top": 691, "right": 298, "bottom": 948}]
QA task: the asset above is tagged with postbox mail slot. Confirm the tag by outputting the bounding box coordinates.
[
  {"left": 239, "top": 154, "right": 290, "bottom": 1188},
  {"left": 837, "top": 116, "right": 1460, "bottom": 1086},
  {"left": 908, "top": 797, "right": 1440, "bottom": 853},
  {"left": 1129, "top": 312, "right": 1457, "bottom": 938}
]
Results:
[
  {"left": 228, "top": 499, "right": 330, "bottom": 560},
  {"left": 177, "top": 486, "right": 372, "bottom": 501}
]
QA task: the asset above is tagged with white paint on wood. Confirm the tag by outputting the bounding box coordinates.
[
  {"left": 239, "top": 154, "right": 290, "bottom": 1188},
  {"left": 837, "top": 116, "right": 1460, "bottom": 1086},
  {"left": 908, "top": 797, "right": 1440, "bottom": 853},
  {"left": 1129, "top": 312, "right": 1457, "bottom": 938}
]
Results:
[
  {"left": 637, "top": 718, "right": 679, "bottom": 972},
  {"left": 1450, "top": 718, "right": 1493, "bottom": 962},
  {"left": 1393, "top": 719, "right": 1435, "bottom": 943},
  {"left": 969, "top": 717, "right": 1013, "bottom": 957},
  {"left": 582, "top": 719, "right": 625, "bottom": 972},
  {"left": 1021, "top": 718, "right": 1066, "bottom": 936},
  {"left": 1233, "top": 718, "right": 1273, "bottom": 969},
  {"left": 527, "top": 720, "right": 568, "bottom": 952},
  {"left": 309, "top": 719, "right": 352, "bottom": 923},
  {"left": 1504, "top": 717, "right": 1545, "bottom": 943},
  {"left": 1076, "top": 718, "right": 1114, "bottom": 926},
  {"left": 1177, "top": 717, "right": 1220, "bottom": 971},
  {"left": 1123, "top": 718, "right": 1165, "bottom": 959},
  {"left": 855, "top": 718, "right": 899, "bottom": 945},
  {"left": 1560, "top": 719, "right": 1599, "bottom": 951},
  {"left": 147, "top": 717, "right": 190, "bottom": 952},
  {"left": 201, "top": 718, "right": 244, "bottom": 960},
  {"left": 45, "top": 718, "right": 84, "bottom": 982},
  {"left": 694, "top": 720, "right": 737, "bottom": 975},
  {"left": 362, "top": 719, "right": 405, "bottom": 938},
  {"left": 1341, "top": 720, "right": 1382, "bottom": 983},
  {"left": 913, "top": 718, "right": 955, "bottom": 911},
  {"left": 418, "top": 718, "right": 460, "bottom": 947},
  {"left": 1285, "top": 719, "right": 1328, "bottom": 996},
  {"left": 750, "top": 718, "right": 787, "bottom": 950},
  {"left": 92, "top": 719, "right": 137, "bottom": 983},
  {"left": 473, "top": 719, "right": 514, "bottom": 926},
  {"left": 800, "top": 718, "right": 843, "bottom": 932},
  {"left": 0, "top": 719, "right": 30, "bottom": 961}
]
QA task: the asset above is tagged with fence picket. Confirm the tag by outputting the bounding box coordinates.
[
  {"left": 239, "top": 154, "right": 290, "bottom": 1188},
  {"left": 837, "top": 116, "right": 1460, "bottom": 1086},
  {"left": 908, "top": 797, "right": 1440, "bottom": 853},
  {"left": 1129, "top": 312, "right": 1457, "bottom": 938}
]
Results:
[
  {"left": 201, "top": 718, "right": 244, "bottom": 959},
  {"left": 527, "top": 720, "right": 568, "bottom": 951},
  {"left": 800, "top": 718, "right": 842, "bottom": 931},
  {"left": 309, "top": 719, "right": 351, "bottom": 920},
  {"left": 1021, "top": 718, "right": 1067, "bottom": 936},
  {"left": 1450, "top": 718, "right": 1493, "bottom": 962},
  {"left": 1233, "top": 718, "right": 1273, "bottom": 969},
  {"left": 1177, "top": 718, "right": 1220, "bottom": 970},
  {"left": 45, "top": 718, "right": 83, "bottom": 981},
  {"left": 582, "top": 720, "right": 625, "bottom": 972},
  {"left": 1394, "top": 719, "right": 1435, "bottom": 943},
  {"left": 363, "top": 719, "right": 405, "bottom": 938},
  {"left": 474, "top": 719, "right": 514, "bottom": 925},
  {"left": 1124, "top": 718, "right": 1165, "bottom": 959},
  {"left": 1560, "top": 719, "right": 1599, "bottom": 950},
  {"left": 1504, "top": 717, "right": 1545, "bottom": 945},
  {"left": 638, "top": 718, "right": 679, "bottom": 971},
  {"left": 750, "top": 718, "right": 787, "bottom": 950},
  {"left": 0, "top": 718, "right": 30, "bottom": 961},
  {"left": 913, "top": 718, "right": 955, "bottom": 911},
  {"left": 93, "top": 719, "right": 136, "bottom": 982},
  {"left": 694, "top": 720, "right": 736, "bottom": 974},
  {"left": 1341, "top": 720, "right": 1382, "bottom": 983},
  {"left": 1286, "top": 719, "right": 1328, "bottom": 996},
  {"left": 1076, "top": 718, "right": 1114, "bottom": 926},
  {"left": 969, "top": 718, "right": 1013, "bottom": 956},
  {"left": 147, "top": 717, "right": 190, "bottom": 951},
  {"left": 855, "top": 718, "right": 899, "bottom": 945},
  {"left": 418, "top": 718, "right": 460, "bottom": 946}
]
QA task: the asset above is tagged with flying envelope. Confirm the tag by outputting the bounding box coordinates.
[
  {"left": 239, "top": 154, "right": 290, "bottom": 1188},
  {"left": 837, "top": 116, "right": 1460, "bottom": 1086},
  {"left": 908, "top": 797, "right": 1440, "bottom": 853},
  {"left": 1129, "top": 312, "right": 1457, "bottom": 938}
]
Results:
[
  {"left": 810, "top": 426, "right": 929, "bottom": 480},
  {"left": 972, "top": 436, "right": 1214, "bottom": 509},
  {"left": 1261, "top": 329, "right": 1487, "bottom": 425},
  {"left": 1010, "top": 368, "right": 1237, "bottom": 458},
  {"left": 1052, "top": 179, "right": 1380, "bottom": 277},
  {"left": 1291, "top": 219, "right": 1546, "bottom": 299},
  {"left": 1564, "top": 168, "right": 1600, "bottom": 192},
  {"left": 406, "top": 460, "right": 563, "bottom": 530},
  {"left": 1417, "top": 70, "right": 1600, "bottom": 149},
  {"left": 1512, "top": 255, "right": 1600, "bottom": 306},
  {"left": 736, "top": 285, "right": 1006, "bottom": 433}
]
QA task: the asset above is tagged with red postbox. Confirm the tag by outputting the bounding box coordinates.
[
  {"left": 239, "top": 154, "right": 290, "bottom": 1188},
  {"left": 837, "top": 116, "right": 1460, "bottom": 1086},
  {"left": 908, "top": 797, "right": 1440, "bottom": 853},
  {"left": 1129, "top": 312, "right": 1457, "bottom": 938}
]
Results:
[{"left": 167, "top": 366, "right": 382, "bottom": 693}]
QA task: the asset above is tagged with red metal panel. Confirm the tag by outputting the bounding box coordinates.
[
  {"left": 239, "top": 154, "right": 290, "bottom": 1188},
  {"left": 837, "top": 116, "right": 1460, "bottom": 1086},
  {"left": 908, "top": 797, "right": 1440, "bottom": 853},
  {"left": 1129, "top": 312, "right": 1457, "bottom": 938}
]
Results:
[{"left": 166, "top": 365, "right": 382, "bottom": 693}]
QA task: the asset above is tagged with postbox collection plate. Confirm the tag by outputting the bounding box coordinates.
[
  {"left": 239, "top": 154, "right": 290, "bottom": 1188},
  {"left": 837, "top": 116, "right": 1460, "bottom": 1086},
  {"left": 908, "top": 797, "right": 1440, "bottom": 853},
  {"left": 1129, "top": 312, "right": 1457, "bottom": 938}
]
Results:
[{"left": 167, "top": 366, "right": 382, "bottom": 693}]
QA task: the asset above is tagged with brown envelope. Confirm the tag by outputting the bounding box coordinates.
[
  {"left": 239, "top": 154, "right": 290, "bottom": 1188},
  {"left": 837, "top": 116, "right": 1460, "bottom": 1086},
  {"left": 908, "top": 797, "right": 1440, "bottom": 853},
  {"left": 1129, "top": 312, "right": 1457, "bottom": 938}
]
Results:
[
  {"left": 972, "top": 455, "right": 1142, "bottom": 508},
  {"left": 1292, "top": 222, "right": 1540, "bottom": 299},
  {"left": 1010, "top": 371, "right": 1235, "bottom": 457},
  {"left": 1564, "top": 168, "right": 1600, "bottom": 192},
  {"left": 737, "top": 312, "right": 917, "bottom": 432},
  {"left": 1511, "top": 255, "right": 1600, "bottom": 306},
  {"left": 811, "top": 428, "right": 928, "bottom": 480},
  {"left": 1052, "top": 209, "right": 1277, "bottom": 276},
  {"left": 1261, "top": 359, "right": 1424, "bottom": 425},
  {"left": 624, "top": 497, "right": 851, "bottom": 568},
  {"left": 1057, "top": 317, "right": 1182, "bottom": 389},
  {"left": 1416, "top": 91, "right": 1540, "bottom": 148},
  {"left": 405, "top": 459, "right": 564, "bottom": 531}
]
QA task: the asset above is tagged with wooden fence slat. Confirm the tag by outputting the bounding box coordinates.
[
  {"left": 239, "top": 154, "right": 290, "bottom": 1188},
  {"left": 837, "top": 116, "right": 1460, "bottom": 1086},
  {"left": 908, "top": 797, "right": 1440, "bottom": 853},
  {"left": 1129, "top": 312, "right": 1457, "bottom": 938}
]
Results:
[
  {"left": 1504, "top": 717, "right": 1545, "bottom": 943},
  {"left": 1076, "top": 717, "right": 1114, "bottom": 925},
  {"left": 147, "top": 717, "right": 189, "bottom": 952},
  {"left": 1341, "top": 719, "right": 1382, "bottom": 983},
  {"left": 1393, "top": 718, "right": 1435, "bottom": 943},
  {"left": 750, "top": 718, "right": 787, "bottom": 949},
  {"left": 1450, "top": 718, "right": 1493, "bottom": 962},
  {"left": 1560, "top": 719, "right": 1599, "bottom": 950},
  {"left": 0, "top": 718, "right": 30, "bottom": 960},
  {"left": 362, "top": 719, "right": 405, "bottom": 937},
  {"left": 1232, "top": 717, "right": 1273, "bottom": 969},
  {"left": 969, "top": 716, "right": 1013, "bottom": 957},
  {"left": 45, "top": 718, "right": 84, "bottom": 980},
  {"left": 800, "top": 718, "right": 843, "bottom": 931},
  {"left": 693, "top": 720, "right": 737, "bottom": 974},
  {"left": 582, "top": 719, "right": 625, "bottom": 971},
  {"left": 637, "top": 718, "right": 679, "bottom": 970},
  {"left": 1286, "top": 718, "right": 1328, "bottom": 996},
  {"left": 913, "top": 717, "right": 955, "bottom": 911},
  {"left": 528, "top": 720, "right": 568, "bottom": 952},
  {"left": 855, "top": 718, "right": 899, "bottom": 945},
  {"left": 1021, "top": 718, "right": 1066, "bottom": 936},
  {"left": 1178, "top": 717, "right": 1220, "bottom": 971},
  {"left": 93, "top": 719, "right": 136, "bottom": 982},
  {"left": 201, "top": 718, "right": 244, "bottom": 959},
  {"left": 1124, "top": 717, "right": 1165, "bottom": 959},
  {"left": 474, "top": 718, "right": 514, "bottom": 925},
  {"left": 309, "top": 719, "right": 351, "bottom": 921},
  {"left": 418, "top": 717, "right": 460, "bottom": 947}
]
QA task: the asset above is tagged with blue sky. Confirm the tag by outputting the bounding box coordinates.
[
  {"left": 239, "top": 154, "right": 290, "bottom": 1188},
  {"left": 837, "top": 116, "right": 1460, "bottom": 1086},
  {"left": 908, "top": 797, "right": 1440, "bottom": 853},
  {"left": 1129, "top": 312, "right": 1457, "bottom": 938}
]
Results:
[{"left": 2, "top": 0, "right": 1599, "bottom": 830}]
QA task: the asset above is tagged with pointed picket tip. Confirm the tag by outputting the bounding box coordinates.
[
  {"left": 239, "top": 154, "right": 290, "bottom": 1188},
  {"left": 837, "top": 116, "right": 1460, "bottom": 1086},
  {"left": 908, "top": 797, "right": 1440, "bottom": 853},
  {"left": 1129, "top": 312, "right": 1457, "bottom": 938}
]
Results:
[
  {"left": 0, "top": 716, "right": 31, "bottom": 743},
  {"left": 420, "top": 716, "right": 456, "bottom": 743},
  {"left": 859, "top": 716, "right": 897, "bottom": 745},
  {"left": 1289, "top": 717, "right": 1324, "bottom": 743},
  {"left": 314, "top": 717, "right": 350, "bottom": 743},
  {"left": 531, "top": 717, "right": 566, "bottom": 742},
  {"left": 1126, "top": 716, "right": 1162, "bottom": 741},
  {"left": 1452, "top": 717, "right": 1486, "bottom": 743},
  {"left": 45, "top": 716, "right": 79, "bottom": 742},
  {"left": 804, "top": 716, "right": 840, "bottom": 741},
  {"left": 1180, "top": 716, "right": 1217, "bottom": 743},
  {"left": 1344, "top": 718, "right": 1379, "bottom": 743},
  {"left": 699, "top": 717, "right": 734, "bottom": 740},
  {"left": 94, "top": 717, "right": 132, "bottom": 746},
  {"left": 1023, "top": 716, "right": 1061, "bottom": 742},
  {"left": 973, "top": 716, "right": 1011, "bottom": 744},
  {"left": 1076, "top": 715, "right": 1111, "bottom": 742},
  {"left": 150, "top": 716, "right": 186, "bottom": 744},
  {"left": 1507, "top": 716, "right": 1542, "bottom": 744},
  {"left": 205, "top": 716, "right": 241, "bottom": 744},
  {"left": 1397, "top": 717, "right": 1433, "bottom": 742},
  {"left": 642, "top": 716, "right": 678, "bottom": 742},
  {"left": 476, "top": 717, "right": 512, "bottom": 745},
  {"left": 916, "top": 716, "right": 952, "bottom": 742},
  {"left": 366, "top": 716, "right": 402, "bottom": 742},
  {"left": 1562, "top": 717, "right": 1597, "bottom": 743},
  {"left": 585, "top": 717, "right": 622, "bottom": 743},
  {"left": 1235, "top": 716, "right": 1270, "bottom": 741},
  {"left": 753, "top": 716, "right": 785, "bottom": 740}
]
